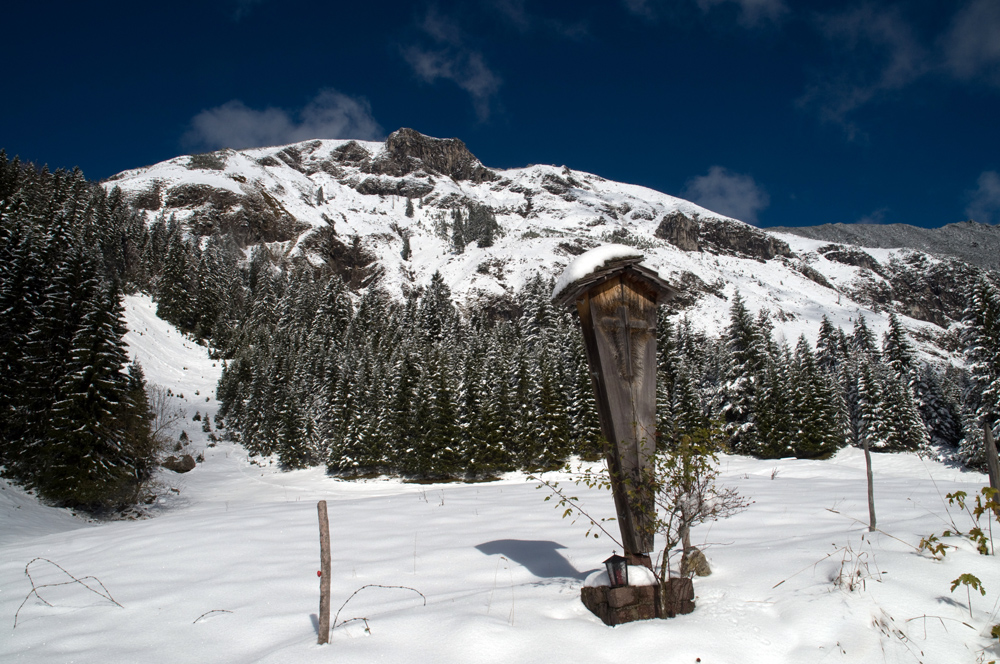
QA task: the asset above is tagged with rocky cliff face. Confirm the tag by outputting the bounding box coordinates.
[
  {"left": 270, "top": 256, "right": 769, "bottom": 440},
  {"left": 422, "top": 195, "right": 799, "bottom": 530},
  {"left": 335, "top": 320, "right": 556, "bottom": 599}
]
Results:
[
  {"left": 655, "top": 210, "right": 793, "bottom": 261},
  {"left": 373, "top": 128, "right": 497, "bottom": 183}
]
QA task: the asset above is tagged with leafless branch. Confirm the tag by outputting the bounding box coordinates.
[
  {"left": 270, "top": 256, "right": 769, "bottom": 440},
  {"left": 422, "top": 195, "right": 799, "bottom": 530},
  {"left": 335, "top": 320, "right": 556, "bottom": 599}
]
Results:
[
  {"left": 332, "top": 584, "right": 426, "bottom": 634},
  {"left": 14, "top": 558, "right": 123, "bottom": 628},
  {"left": 193, "top": 609, "right": 233, "bottom": 624}
]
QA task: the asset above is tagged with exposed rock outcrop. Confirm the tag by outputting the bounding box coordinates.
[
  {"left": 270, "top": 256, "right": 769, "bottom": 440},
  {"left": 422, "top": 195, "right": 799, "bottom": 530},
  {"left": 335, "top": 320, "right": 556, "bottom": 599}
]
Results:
[
  {"left": 790, "top": 260, "right": 835, "bottom": 290},
  {"left": 354, "top": 176, "right": 435, "bottom": 198},
  {"left": 655, "top": 211, "right": 793, "bottom": 261},
  {"left": 655, "top": 211, "right": 699, "bottom": 252},
  {"left": 884, "top": 254, "right": 981, "bottom": 326},
  {"left": 819, "top": 244, "right": 885, "bottom": 276},
  {"left": 367, "top": 128, "right": 497, "bottom": 183}
]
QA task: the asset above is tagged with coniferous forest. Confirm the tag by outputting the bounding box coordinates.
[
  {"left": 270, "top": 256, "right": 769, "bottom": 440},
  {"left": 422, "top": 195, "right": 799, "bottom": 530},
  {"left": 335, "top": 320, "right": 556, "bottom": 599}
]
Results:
[
  {"left": 2, "top": 151, "right": 1000, "bottom": 511},
  {"left": 0, "top": 153, "right": 155, "bottom": 510}
]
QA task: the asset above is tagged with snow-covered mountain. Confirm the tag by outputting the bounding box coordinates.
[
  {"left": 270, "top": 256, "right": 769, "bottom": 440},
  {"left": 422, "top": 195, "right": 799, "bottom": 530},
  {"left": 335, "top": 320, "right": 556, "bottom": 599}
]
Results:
[{"left": 104, "top": 128, "right": 986, "bottom": 360}]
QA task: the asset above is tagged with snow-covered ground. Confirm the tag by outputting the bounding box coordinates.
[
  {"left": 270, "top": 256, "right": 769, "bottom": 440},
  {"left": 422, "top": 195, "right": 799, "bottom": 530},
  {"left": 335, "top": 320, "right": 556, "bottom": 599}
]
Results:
[{"left": 1, "top": 297, "right": 996, "bottom": 663}]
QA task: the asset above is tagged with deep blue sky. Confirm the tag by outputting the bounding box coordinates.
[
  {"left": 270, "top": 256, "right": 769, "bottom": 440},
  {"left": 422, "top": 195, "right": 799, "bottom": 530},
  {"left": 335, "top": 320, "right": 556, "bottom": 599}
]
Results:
[{"left": 4, "top": 0, "right": 1000, "bottom": 228}]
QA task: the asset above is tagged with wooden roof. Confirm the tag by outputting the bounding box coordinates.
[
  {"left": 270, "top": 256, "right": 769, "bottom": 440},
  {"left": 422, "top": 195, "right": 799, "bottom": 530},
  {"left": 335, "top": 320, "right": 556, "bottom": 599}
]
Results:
[{"left": 552, "top": 256, "right": 678, "bottom": 308}]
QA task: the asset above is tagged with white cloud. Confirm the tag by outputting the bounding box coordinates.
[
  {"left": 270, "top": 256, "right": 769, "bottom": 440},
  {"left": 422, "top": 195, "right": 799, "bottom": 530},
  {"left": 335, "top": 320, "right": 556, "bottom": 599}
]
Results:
[
  {"left": 622, "top": 0, "right": 785, "bottom": 26},
  {"left": 682, "top": 166, "right": 770, "bottom": 225},
  {"left": 798, "top": 4, "right": 927, "bottom": 139},
  {"left": 402, "top": 11, "right": 502, "bottom": 121},
  {"left": 941, "top": 0, "right": 1000, "bottom": 86},
  {"left": 620, "top": 0, "right": 655, "bottom": 18},
  {"left": 403, "top": 47, "right": 501, "bottom": 121},
  {"left": 966, "top": 171, "right": 1000, "bottom": 224},
  {"left": 696, "top": 0, "right": 787, "bottom": 27},
  {"left": 231, "top": 0, "right": 266, "bottom": 20},
  {"left": 856, "top": 206, "right": 889, "bottom": 225},
  {"left": 183, "top": 90, "right": 383, "bottom": 150},
  {"left": 492, "top": 0, "right": 588, "bottom": 38}
]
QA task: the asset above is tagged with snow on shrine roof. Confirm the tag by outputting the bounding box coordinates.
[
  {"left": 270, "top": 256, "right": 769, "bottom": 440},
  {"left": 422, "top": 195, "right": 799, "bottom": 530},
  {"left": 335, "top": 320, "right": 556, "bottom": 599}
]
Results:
[{"left": 551, "top": 243, "right": 676, "bottom": 307}]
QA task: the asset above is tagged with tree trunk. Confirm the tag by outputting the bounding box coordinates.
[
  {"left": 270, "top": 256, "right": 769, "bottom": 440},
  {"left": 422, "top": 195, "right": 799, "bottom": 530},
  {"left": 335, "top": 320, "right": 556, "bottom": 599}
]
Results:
[
  {"left": 984, "top": 419, "right": 1000, "bottom": 493},
  {"left": 863, "top": 438, "right": 876, "bottom": 532},
  {"left": 679, "top": 507, "right": 691, "bottom": 575},
  {"left": 317, "top": 500, "right": 331, "bottom": 645}
]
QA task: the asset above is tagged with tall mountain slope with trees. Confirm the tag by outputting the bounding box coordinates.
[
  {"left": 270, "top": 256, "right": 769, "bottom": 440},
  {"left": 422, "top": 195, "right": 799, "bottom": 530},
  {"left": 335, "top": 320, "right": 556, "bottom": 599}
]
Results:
[
  {"left": 1, "top": 129, "right": 998, "bottom": 510},
  {"left": 97, "top": 129, "right": 998, "bottom": 479}
]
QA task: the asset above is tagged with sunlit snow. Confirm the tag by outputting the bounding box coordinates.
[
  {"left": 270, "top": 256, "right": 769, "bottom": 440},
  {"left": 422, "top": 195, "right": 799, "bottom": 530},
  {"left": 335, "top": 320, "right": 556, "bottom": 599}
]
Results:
[{"left": 551, "top": 243, "right": 646, "bottom": 300}]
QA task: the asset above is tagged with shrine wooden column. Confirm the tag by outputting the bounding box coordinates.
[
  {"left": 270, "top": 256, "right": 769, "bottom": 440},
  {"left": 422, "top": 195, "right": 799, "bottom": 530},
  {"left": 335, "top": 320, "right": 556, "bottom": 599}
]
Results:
[{"left": 554, "top": 255, "right": 676, "bottom": 563}]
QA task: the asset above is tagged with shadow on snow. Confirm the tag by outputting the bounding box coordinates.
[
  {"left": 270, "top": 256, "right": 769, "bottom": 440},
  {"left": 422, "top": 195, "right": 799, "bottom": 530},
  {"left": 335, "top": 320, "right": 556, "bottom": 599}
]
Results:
[{"left": 475, "top": 539, "right": 595, "bottom": 580}]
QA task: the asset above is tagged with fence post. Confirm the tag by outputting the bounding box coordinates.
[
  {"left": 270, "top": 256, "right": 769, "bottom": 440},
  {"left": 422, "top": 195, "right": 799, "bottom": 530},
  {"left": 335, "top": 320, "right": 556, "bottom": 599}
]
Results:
[
  {"left": 984, "top": 420, "right": 1000, "bottom": 492},
  {"left": 317, "top": 500, "right": 331, "bottom": 644}
]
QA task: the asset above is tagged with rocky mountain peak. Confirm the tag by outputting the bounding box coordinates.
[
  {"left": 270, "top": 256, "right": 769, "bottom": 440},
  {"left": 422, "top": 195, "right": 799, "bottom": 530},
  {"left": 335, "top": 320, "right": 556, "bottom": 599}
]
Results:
[{"left": 368, "top": 128, "right": 497, "bottom": 183}]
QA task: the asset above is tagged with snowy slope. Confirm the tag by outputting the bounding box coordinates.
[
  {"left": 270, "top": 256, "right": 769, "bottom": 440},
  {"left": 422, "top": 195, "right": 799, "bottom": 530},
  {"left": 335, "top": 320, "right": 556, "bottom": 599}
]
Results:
[
  {"left": 102, "top": 131, "right": 967, "bottom": 364},
  {"left": 1, "top": 294, "right": 997, "bottom": 663}
]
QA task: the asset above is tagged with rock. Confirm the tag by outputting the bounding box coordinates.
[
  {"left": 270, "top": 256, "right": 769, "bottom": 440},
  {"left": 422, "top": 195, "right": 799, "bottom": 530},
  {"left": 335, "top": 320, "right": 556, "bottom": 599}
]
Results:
[
  {"left": 655, "top": 211, "right": 700, "bottom": 252},
  {"left": 655, "top": 211, "right": 793, "bottom": 260},
  {"left": 162, "top": 455, "right": 196, "bottom": 473},
  {"left": 367, "top": 128, "right": 497, "bottom": 183},
  {"left": 682, "top": 547, "right": 711, "bottom": 577},
  {"left": 700, "top": 218, "right": 793, "bottom": 260},
  {"left": 789, "top": 259, "right": 834, "bottom": 290},
  {"left": 818, "top": 244, "right": 885, "bottom": 275},
  {"left": 354, "top": 175, "right": 434, "bottom": 198},
  {"left": 771, "top": 220, "right": 1000, "bottom": 273}
]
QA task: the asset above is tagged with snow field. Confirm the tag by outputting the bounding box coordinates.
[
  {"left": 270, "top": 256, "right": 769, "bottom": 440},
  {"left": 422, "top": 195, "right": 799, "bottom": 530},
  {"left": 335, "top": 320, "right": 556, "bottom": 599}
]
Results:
[{"left": 2, "top": 446, "right": 996, "bottom": 663}]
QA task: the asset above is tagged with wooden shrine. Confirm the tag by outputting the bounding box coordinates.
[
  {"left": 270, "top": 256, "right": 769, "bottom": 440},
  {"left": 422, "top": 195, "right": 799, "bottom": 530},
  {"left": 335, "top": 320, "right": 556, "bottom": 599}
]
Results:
[{"left": 553, "top": 252, "right": 677, "bottom": 564}]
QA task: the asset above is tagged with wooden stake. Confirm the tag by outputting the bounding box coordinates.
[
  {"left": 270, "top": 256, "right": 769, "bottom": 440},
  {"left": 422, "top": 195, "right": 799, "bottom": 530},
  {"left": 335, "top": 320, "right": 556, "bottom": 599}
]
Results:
[
  {"left": 317, "top": 500, "right": 331, "bottom": 645},
  {"left": 863, "top": 437, "right": 876, "bottom": 532},
  {"left": 984, "top": 420, "right": 1000, "bottom": 493}
]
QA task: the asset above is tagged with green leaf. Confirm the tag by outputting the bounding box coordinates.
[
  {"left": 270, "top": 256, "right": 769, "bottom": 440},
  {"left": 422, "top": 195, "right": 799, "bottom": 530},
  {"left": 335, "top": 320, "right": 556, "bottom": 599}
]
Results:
[{"left": 951, "top": 573, "right": 985, "bottom": 595}]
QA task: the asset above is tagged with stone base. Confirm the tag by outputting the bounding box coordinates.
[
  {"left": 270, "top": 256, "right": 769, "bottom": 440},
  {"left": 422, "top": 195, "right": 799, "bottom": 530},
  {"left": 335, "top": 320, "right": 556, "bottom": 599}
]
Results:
[{"left": 581, "top": 578, "right": 695, "bottom": 626}]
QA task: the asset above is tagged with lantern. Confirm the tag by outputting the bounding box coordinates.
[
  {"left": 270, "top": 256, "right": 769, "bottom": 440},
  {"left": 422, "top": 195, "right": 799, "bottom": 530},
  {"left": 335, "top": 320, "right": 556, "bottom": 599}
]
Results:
[{"left": 604, "top": 553, "right": 629, "bottom": 588}]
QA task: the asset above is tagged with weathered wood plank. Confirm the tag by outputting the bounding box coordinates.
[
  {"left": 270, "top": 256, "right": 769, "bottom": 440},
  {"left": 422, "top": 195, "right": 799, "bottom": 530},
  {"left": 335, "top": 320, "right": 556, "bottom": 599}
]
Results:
[
  {"left": 317, "top": 500, "right": 332, "bottom": 644},
  {"left": 586, "top": 276, "right": 658, "bottom": 554}
]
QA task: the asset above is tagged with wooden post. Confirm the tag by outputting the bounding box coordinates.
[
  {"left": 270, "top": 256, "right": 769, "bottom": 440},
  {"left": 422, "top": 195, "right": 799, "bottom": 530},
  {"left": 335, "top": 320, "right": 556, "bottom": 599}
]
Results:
[
  {"left": 317, "top": 500, "right": 331, "bottom": 645},
  {"left": 578, "top": 276, "right": 659, "bottom": 556},
  {"left": 554, "top": 256, "right": 676, "bottom": 562},
  {"left": 984, "top": 420, "right": 1000, "bottom": 493},
  {"left": 863, "top": 437, "right": 876, "bottom": 532}
]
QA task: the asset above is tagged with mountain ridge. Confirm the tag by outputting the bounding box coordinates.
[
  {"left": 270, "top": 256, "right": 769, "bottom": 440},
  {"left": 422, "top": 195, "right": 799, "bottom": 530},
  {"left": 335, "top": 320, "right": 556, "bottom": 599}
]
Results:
[
  {"left": 769, "top": 221, "right": 1000, "bottom": 273},
  {"left": 102, "top": 128, "right": 992, "bottom": 363}
]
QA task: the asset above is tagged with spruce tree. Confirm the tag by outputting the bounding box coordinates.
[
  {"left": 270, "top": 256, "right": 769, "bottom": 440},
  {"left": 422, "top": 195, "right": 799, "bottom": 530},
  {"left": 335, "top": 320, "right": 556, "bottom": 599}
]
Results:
[
  {"left": 790, "top": 336, "right": 845, "bottom": 458},
  {"left": 40, "top": 283, "right": 135, "bottom": 508},
  {"left": 754, "top": 346, "right": 794, "bottom": 458},
  {"left": 966, "top": 278, "right": 1000, "bottom": 435},
  {"left": 157, "top": 231, "right": 197, "bottom": 331},
  {"left": 451, "top": 208, "right": 466, "bottom": 253},
  {"left": 722, "top": 293, "right": 766, "bottom": 454}
]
